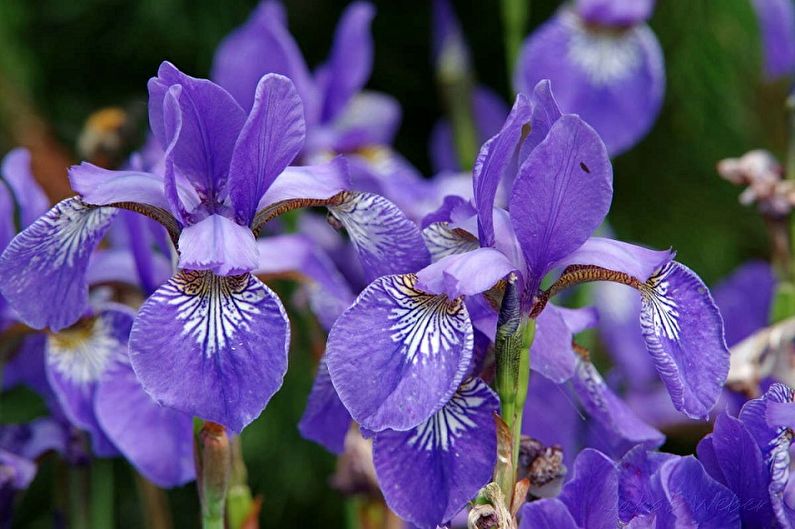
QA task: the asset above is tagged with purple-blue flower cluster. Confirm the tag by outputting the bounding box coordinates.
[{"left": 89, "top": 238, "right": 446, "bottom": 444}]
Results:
[{"left": 0, "top": 0, "right": 790, "bottom": 527}]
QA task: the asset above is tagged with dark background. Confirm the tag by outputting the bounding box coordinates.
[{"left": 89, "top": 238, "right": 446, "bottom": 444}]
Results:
[{"left": 0, "top": 0, "right": 787, "bottom": 527}]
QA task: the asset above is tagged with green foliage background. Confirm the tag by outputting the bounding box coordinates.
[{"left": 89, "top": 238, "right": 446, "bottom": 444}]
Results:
[{"left": 0, "top": 0, "right": 788, "bottom": 527}]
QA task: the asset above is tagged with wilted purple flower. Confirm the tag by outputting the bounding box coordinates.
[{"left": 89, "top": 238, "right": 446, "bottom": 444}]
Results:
[
  {"left": 718, "top": 150, "right": 795, "bottom": 217},
  {"left": 751, "top": 0, "right": 795, "bottom": 80},
  {"left": 515, "top": 0, "right": 665, "bottom": 155},
  {"left": 519, "top": 446, "right": 741, "bottom": 528}
]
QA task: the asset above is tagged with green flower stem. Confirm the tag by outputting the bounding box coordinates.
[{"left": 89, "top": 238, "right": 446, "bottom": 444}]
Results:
[
  {"left": 90, "top": 458, "right": 114, "bottom": 529},
  {"left": 226, "top": 437, "right": 254, "bottom": 529},
  {"left": 69, "top": 464, "right": 89, "bottom": 529},
  {"left": 494, "top": 316, "right": 536, "bottom": 501},
  {"left": 134, "top": 473, "right": 173, "bottom": 529},
  {"left": 194, "top": 421, "right": 232, "bottom": 529},
  {"left": 501, "top": 0, "right": 529, "bottom": 82}
]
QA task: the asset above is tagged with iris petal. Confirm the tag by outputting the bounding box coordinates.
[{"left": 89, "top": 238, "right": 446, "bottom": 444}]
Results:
[
  {"left": 228, "top": 74, "right": 306, "bottom": 225},
  {"left": 519, "top": 498, "right": 580, "bottom": 529},
  {"left": 177, "top": 214, "right": 258, "bottom": 276},
  {"left": 516, "top": 11, "right": 664, "bottom": 155},
  {"left": 129, "top": 270, "right": 289, "bottom": 433},
  {"left": 509, "top": 115, "right": 612, "bottom": 293},
  {"left": 327, "top": 192, "right": 430, "bottom": 282},
  {"left": 45, "top": 306, "right": 134, "bottom": 456},
  {"left": 95, "top": 356, "right": 194, "bottom": 487},
  {"left": 639, "top": 261, "right": 729, "bottom": 419},
  {"left": 574, "top": 361, "right": 665, "bottom": 458},
  {"left": 372, "top": 378, "right": 498, "bottom": 529},
  {"left": 326, "top": 274, "right": 473, "bottom": 431},
  {"left": 0, "top": 198, "right": 116, "bottom": 331},
  {"left": 298, "top": 356, "right": 351, "bottom": 454}
]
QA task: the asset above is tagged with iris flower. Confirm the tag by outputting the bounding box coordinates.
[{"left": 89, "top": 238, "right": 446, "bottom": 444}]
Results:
[
  {"left": 519, "top": 446, "right": 741, "bottom": 528},
  {"left": 0, "top": 62, "right": 418, "bottom": 433},
  {"left": 515, "top": 0, "right": 664, "bottom": 155},
  {"left": 324, "top": 81, "right": 728, "bottom": 527}
]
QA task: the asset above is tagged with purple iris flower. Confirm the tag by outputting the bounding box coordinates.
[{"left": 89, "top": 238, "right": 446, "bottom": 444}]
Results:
[
  {"left": 0, "top": 61, "right": 424, "bottom": 434},
  {"left": 212, "top": 1, "right": 428, "bottom": 218},
  {"left": 519, "top": 446, "right": 741, "bottom": 528},
  {"left": 515, "top": 0, "right": 665, "bottom": 155},
  {"left": 323, "top": 80, "right": 727, "bottom": 527},
  {"left": 751, "top": 0, "right": 795, "bottom": 80},
  {"left": 697, "top": 383, "right": 795, "bottom": 528}
]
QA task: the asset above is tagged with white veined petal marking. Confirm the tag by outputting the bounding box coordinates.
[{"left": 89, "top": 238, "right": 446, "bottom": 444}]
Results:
[
  {"left": 564, "top": 11, "right": 643, "bottom": 86},
  {"left": 640, "top": 263, "right": 681, "bottom": 341},
  {"left": 765, "top": 385, "right": 795, "bottom": 525},
  {"left": 164, "top": 270, "right": 265, "bottom": 358},
  {"left": 47, "top": 317, "right": 117, "bottom": 384},
  {"left": 382, "top": 275, "right": 468, "bottom": 366},
  {"left": 421, "top": 222, "right": 480, "bottom": 262},
  {"left": 32, "top": 199, "right": 115, "bottom": 268},
  {"left": 407, "top": 379, "right": 486, "bottom": 452},
  {"left": 328, "top": 192, "right": 392, "bottom": 261}
]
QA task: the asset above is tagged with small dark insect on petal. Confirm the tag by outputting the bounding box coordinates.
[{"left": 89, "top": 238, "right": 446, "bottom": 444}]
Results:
[{"left": 579, "top": 161, "right": 590, "bottom": 173}]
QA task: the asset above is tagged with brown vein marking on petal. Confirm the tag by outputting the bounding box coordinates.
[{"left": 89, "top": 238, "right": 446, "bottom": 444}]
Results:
[
  {"left": 530, "top": 264, "right": 642, "bottom": 318},
  {"left": 250, "top": 192, "right": 347, "bottom": 236},
  {"left": 98, "top": 200, "right": 181, "bottom": 246}
]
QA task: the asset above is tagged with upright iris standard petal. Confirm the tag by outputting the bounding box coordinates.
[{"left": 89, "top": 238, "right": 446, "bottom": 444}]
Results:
[
  {"left": 0, "top": 198, "right": 116, "bottom": 330},
  {"left": 639, "top": 262, "right": 729, "bottom": 419},
  {"left": 95, "top": 356, "right": 195, "bottom": 488},
  {"left": 654, "top": 456, "right": 741, "bottom": 528},
  {"left": 415, "top": 247, "right": 516, "bottom": 299},
  {"left": 129, "top": 270, "right": 289, "bottom": 433},
  {"left": 752, "top": 0, "right": 795, "bottom": 79},
  {"left": 327, "top": 192, "right": 430, "bottom": 282},
  {"left": 228, "top": 74, "right": 305, "bottom": 225},
  {"left": 319, "top": 2, "right": 375, "bottom": 122},
  {"left": 472, "top": 95, "right": 531, "bottom": 247},
  {"left": 516, "top": 10, "right": 664, "bottom": 155},
  {"left": 298, "top": 357, "right": 351, "bottom": 454},
  {"left": 211, "top": 0, "right": 318, "bottom": 118},
  {"left": 45, "top": 306, "right": 134, "bottom": 456},
  {"left": 559, "top": 448, "right": 619, "bottom": 529},
  {"left": 177, "top": 214, "right": 258, "bottom": 275},
  {"left": 372, "top": 378, "right": 498, "bottom": 529},
  {"left": 326, "top": 274, "right": 473, "bottom": 431},
  {"left": 519, "top": 80, "right": 562, "bottom": 160},
  {"left": 574, "top": 361, "right": 665, "bottom": 458},
  {"left": 509, "top": 115, "right": 612, "bottom": 292},
  {"left": 155, "top": 62, "right": 246, "bottom": 200},
  {"left": 518, "top": 499, "right": 580, "bottom": 529}
]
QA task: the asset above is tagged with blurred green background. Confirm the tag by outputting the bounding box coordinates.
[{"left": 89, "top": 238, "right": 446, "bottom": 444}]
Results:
[{"left": 0, "top": 0, "right": 788, "bottom": 527}]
